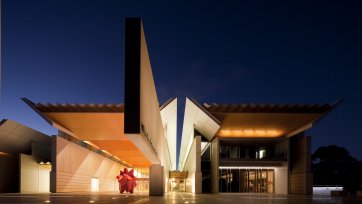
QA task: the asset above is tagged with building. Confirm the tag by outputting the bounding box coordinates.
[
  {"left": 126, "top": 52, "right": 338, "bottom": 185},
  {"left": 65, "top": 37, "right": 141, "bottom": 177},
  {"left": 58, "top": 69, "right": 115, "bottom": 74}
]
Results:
[
  {"left": 19, "top": 18, "right": 177, "bottom": 195},
  {"left": 0, "top": 119, "right": 51, "bottom": 193},
  {"left": 0, "top": 18, "right": 339, "bottom": 195},
  {"left": 178, "top": 98, "right": 340, "bottom": 194}
]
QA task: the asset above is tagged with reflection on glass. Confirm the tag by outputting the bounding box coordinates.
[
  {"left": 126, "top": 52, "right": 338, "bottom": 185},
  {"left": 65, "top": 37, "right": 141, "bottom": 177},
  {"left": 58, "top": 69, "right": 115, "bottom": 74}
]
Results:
[
  {"left": 220, "top": 145, "right": 279, "bottom": 160},
  {"left": 219, "top": 168, "right": 274, "bottom": 193}
]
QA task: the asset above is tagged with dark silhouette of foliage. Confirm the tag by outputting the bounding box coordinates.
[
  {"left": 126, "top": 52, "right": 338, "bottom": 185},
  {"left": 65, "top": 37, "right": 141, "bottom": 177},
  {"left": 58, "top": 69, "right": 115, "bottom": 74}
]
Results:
[{"left": 312, "top": 145, "right": 362, "bottom": 194}]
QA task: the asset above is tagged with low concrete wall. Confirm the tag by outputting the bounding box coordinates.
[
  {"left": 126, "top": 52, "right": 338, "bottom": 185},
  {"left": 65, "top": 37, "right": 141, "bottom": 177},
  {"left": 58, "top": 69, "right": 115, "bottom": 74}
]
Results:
[{"left": 313, "top": 186, "right": 343, "bottom": 195}]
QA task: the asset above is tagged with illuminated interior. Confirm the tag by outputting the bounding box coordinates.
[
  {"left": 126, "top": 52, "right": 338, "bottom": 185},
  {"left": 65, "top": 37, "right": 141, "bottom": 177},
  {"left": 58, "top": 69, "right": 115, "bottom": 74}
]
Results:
[{"left": 219, "top": 167, "right": 274, "bottom": 193}]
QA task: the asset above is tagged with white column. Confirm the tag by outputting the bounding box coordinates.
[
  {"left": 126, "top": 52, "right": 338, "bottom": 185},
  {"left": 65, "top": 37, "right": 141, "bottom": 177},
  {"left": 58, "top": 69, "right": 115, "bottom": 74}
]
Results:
[{"left": 195, "top": 136, "right": 202, "bottom": 193}]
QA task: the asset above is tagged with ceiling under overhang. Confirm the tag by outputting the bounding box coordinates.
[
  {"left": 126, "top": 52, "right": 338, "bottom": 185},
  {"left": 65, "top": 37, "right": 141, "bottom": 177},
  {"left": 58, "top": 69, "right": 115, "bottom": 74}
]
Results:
[
  {"left": 23, "top": 98, "right": 151, "bottom": 167},
  {"left": 213, "top": 112, "right": 322, "bottom": 138},
  {"left": 44, "top": 112, "right": 151, "bottom": 167}
]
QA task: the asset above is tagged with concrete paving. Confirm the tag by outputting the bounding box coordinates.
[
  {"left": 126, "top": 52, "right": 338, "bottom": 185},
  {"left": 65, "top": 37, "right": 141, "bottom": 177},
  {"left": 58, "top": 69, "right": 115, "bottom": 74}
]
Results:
[{"left": 0, "top": 192, "right": 361, "bottom": 204}]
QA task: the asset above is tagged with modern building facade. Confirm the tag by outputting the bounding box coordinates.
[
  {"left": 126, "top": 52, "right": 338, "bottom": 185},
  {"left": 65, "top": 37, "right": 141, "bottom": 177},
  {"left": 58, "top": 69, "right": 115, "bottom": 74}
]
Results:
[
  {"left": 178, "top": 98, "right": 340, "bottom": 194},
  {"left": 0, "top": 18, "right": 339, "bottom": 195},
  {"left": 19, "top": 18, "right": 177, "bottom": 195}
]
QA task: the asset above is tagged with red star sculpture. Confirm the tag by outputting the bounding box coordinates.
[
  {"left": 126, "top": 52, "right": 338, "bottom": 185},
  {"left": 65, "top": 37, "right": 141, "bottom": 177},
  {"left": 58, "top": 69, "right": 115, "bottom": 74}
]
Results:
[{"left": 116, "top": 168, "right": 137, "bottom": 193}]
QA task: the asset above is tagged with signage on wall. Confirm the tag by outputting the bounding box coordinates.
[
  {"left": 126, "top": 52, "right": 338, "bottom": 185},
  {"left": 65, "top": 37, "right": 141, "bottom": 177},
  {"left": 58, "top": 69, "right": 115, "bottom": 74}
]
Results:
[{"left": 141, "top": 124, "right": 157, "bottom": 155}]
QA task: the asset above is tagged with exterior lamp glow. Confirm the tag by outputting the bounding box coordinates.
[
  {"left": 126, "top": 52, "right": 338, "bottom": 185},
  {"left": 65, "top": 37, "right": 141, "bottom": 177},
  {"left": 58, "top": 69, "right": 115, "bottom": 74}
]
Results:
[{"left": 220, "top": 129, "right": 282, "bottom": 137}]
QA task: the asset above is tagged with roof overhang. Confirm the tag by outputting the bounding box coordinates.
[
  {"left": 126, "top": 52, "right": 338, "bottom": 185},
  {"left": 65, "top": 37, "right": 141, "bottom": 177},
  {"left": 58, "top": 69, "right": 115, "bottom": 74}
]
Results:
[
  {"left": 204, "top": 100, "right": 342, "bottom": 138},
  {"left": 22, "top": 98, "right": 153, "bottom": 167},
  {"left": 214, "top": 112, "right": 323, "bottom": 138}
]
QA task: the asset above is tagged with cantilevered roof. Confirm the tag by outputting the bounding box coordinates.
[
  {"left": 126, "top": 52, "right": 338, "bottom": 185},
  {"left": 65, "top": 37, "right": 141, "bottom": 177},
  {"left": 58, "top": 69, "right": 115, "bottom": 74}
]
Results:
[
  {"left": 203, "top": 100, "right": 341, "bottom": 138},
  {"left": 203, "top": 103, "right": 334, "bottom": 113},
  {"left": 22, "top": 98, "right": 151, "bottom": 167},
  {"left": 0, "top": 119, "right": 50, "bottom": 155},
  {"left": 178, "top": 98, "right": 341, "bottom": 170},
  {"left": 32, "top": 103, "right": 124, "bottom": 112}
]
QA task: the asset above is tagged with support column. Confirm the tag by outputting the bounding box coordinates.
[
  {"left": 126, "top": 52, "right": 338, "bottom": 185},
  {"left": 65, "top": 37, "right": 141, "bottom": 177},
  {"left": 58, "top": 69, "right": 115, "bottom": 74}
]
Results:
[
  {"left": 149, "top": 164, "right": 164, "bottom": 196},
  {"left": 195, "top": 136, "right": 202, "bottom": 194},
  {"left": 50, "top": 136, "right": 57, "bottom": 193},
  {"left": 290, "top": 134, "right": 312, "bottom": 195},
  {"left": 210, "top": 138, "right": 219, "bottom": 193}
]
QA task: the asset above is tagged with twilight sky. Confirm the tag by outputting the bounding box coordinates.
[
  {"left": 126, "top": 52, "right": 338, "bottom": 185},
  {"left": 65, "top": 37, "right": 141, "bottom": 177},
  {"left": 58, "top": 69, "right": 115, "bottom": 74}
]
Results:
[{"left": 1, "top": 0, "right": 362, "bottom": 161}]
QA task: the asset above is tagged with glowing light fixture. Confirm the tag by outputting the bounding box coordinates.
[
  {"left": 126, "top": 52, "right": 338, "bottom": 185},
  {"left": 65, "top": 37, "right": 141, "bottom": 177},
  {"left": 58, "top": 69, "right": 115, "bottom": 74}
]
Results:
[
  {"left": 83, "top": 141, "right": 100, "bottom": 149},
  {"left": 219, "top": 166, "right": 277, "bottom": 170},
  {"left": 220, "top": 129, "right": 282, "bottom": 137},
  {"left": 91, "top": 177, "right": 99, "bottom": 192},
  {"left": 101, "top": 149, "right": 112, "bottom": 155},
  {"left": 0, "top": 152, "right": 11, "bottom": 156}
]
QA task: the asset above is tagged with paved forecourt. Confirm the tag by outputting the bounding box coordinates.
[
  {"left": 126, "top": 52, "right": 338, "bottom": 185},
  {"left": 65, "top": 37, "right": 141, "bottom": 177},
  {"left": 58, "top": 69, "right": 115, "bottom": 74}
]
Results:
[{"left": 0, "top": 192, "right": 361, "bottom": 204}]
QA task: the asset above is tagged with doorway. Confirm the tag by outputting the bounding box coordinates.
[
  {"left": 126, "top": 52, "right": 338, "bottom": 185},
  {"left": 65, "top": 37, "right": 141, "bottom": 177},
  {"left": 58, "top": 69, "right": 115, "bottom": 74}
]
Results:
[{"left": 219, "top": 168, "right": 274, "bottom": 193}]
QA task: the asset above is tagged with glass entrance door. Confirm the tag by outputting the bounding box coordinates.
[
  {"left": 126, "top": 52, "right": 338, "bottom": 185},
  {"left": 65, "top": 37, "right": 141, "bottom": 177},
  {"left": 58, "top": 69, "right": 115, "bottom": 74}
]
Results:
[{"left": 220, "top": 168, "right": 274, "bottom": 193}]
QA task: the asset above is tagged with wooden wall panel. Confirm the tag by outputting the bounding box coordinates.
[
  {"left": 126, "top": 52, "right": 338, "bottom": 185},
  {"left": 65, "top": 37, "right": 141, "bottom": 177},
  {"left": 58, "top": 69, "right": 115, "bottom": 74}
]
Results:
[
  {"left": 290, "top": 136, "right": 312, "bottom": 195},
  {"left": 52, "top": 136, "right": 124, "bottom": 192}
]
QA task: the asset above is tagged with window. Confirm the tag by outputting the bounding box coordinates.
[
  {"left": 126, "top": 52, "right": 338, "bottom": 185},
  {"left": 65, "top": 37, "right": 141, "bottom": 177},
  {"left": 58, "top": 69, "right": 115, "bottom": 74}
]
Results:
[{"left": 91, "top": 177, "right": 99, "bottom": 192}]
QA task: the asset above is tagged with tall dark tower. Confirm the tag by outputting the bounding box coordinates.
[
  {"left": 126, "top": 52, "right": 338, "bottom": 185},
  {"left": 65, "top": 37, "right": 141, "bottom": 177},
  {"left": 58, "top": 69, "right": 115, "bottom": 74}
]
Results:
[{"left": 0, "top": 0, "right": 2, "bottom": 112}]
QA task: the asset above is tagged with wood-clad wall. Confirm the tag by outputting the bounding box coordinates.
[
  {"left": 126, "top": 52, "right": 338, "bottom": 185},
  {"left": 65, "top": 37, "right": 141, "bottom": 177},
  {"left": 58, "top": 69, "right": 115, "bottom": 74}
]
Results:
[
  {"left": 290, "top": 135, "right": 312, "bottom": 194},
  {"left": 51, "top": 136, "right": 124, "bottom": 192}
]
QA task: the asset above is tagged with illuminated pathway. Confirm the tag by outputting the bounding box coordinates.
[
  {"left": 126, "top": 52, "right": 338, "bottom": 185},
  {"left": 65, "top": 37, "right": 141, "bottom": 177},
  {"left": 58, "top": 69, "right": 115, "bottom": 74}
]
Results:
[{"left": 0, "top": 192, "right": 361, "bottom": 204}]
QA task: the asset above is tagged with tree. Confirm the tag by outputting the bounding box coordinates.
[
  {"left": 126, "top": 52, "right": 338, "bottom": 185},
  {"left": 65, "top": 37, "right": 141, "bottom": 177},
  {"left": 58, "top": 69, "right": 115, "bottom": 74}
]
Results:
[{"left": 312, "top": 145, "right": 362, "bottom": 194}]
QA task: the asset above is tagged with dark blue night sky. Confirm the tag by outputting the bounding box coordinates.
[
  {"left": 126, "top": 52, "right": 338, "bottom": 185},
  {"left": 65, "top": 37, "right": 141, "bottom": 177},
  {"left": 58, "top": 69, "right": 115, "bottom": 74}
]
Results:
[{"left": 1, "top": 1, "right": 362, "bottom": 162}]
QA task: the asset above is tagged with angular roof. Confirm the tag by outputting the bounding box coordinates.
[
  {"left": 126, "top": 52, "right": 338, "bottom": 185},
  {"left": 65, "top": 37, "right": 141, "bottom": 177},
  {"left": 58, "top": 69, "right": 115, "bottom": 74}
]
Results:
[
  {"left": 160, "top": 98, "right": 178, "bottom": 170},
  {"left": 0, "top": 119, "right": 50, "bottom": 155},
  {"left": 178, "top": 98, "right": 220, "bottom": 170},
  {"left": 31, "top": 102, "right": 124, "bottom": 112}
]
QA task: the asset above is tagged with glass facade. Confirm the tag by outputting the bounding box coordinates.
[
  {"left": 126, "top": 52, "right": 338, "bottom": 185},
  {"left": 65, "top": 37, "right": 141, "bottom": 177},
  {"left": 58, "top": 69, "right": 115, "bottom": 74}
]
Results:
[
  {"left": 170, "top": 179, "right": 186, "bottom": 192},
  {"left": 219, "top": 144, "right": 286, "bottom": 160},
  {"left": 201, "top": 144, "right": 212, "bottom": 193},
  {"left": 219, "top": 168, "right": 274, "bottom": 193}
]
